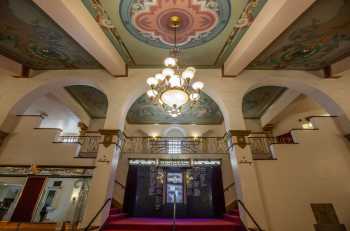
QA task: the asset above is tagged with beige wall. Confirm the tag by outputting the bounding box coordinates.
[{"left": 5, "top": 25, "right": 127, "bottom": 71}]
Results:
[
  {"left": 271, "top": 95, "right": 327, "bottom": 135},
  {"left": 255, "top": 117, "right": 350, "bottom": 231},
  {"left": 0, "top": 116, "right": 94, "bottom": 166},
  {"left": 124, "top": 123, "right": 226, "bottom": 137},
  {"left": 24, "top": 93, "right": 81, "bottom": 134}
]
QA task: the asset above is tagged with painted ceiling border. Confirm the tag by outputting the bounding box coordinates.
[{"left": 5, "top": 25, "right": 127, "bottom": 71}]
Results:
[
  {"left": 216, "top": 0, "right": 268, "bottom": 67},
  {"left": 81, "top": 0, "right": 135, "bottom": 66}
]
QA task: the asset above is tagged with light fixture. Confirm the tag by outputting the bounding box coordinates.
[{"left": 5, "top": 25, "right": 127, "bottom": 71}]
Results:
[{"left": 146, "top": 15, "right": 204, "bottom": 117}]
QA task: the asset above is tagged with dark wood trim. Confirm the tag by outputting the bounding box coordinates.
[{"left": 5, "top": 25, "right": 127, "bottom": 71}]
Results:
[
  {"left": 290, "top": 128, "right": 320, "bottom": 131},
  {"left": 0, "top": 164, "right": 31, "bottom": 167},
  {"left": 34, "top": 127, "right": 62, "bottom": 131},
  {"left": 305, "top": 115, "right": 338, "bottom": 121},
  {"left": 16, "top": 114, "right": 45, "bottom": 119},
  {"left": 221, "top": 65, "right": 238, "bottom": 78},
  {"left": 37, "top": 165, "right": 95, "bottom": 169},
  {"left": 12, "top": 65, "right": 31, "bottom": 78},
  {"left": 111, "top": 64, "right": 129, "bottom": 78}
]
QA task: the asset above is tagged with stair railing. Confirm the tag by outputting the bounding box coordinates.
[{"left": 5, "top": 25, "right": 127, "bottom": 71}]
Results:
[
  {"left": 83, "top": 198, "right": 112, "bottom": 231},
  {"left": 236, "top": 200, "right": 263, "bottom": 231}
]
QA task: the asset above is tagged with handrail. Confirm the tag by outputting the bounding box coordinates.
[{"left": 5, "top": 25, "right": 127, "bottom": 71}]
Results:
[
  {"left": 115, "top": 180, "right": 126, "bottom": 189},
  {"left": 223, "top": 182, "right": 235, "bottom": 192},
  {"left": 84, "top": 198, "right": 112, "bottom": 231},
  {"left": 172, "top": 193, "right": 176, "bottom": 231},
  {"left": 236, "top": 200, "right": 263, "bottom": 231}
]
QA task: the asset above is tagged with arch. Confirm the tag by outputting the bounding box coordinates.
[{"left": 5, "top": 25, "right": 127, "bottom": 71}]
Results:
[
  {"left": 0, "top": 77, "right": 109, "bottom": 133},
  {"left": 242, "top": 78, "right": 350, "bottom": 133},
  {"left": 163, "top": 127, "right": 187, "bottom": 137},
  {"left": 119, "top": 85, "right": 231, "bottom": 131}
]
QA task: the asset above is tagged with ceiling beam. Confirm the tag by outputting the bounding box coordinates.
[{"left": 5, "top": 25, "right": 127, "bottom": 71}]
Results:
[
  {"left": 223, "top": 0, "right": 316, "bottom": 76},
  {"left": 33, "top": 0, "right": 126, "bottom": 76}
]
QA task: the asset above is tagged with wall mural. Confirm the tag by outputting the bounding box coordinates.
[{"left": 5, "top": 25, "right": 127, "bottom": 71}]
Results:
[
  {"left": 119, "top": 0, "right": 231, "bottom": 49},
  {"left": 65, "top": 85, "right": 108, "bottom": 119},
  {"left": 249, "top": 0, "right": 350, "bottom": 70},
  {"left": 0, "top": 0, "right": 101, "bottom": 69},
  {"left": 127, "top": 92, "right": 223, "bottom": 124},
  {"left": 243, "top": 86, "right": 286, "bottom": 119}
]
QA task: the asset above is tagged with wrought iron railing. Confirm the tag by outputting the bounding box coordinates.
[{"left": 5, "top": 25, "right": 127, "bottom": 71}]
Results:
[
  {"left": 54, "top": 135, "right": 100, "bottom": 158},
  {"left": 248, "top": 136, "right": 275, "bottom": 160},
  {"left": 122, "top": 137, "right": 228, "bottom": 154}
]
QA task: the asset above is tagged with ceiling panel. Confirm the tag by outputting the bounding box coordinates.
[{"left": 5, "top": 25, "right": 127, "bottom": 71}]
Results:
[
  {"left": 248, "top": 0, "right": 350, "bottom": 70},
  {"left": 0, "top": 0, "right": 101, "bottom": 69},
  {"left": 82, "top": 0, "right": 268, "bottom": 68}
]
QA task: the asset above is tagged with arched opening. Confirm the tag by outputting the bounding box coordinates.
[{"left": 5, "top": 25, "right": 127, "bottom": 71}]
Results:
[
  {"left": 241, "top": 85, "right": 350, "bottom": 230},
  {"left": 0, "top": 81, "right": 108, "bottom": 224},
  {"left": 115, "top": 90, "right": 233, "bottom": 219}
]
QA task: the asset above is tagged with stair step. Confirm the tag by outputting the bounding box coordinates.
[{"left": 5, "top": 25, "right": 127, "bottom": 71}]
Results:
[
  {"left": 223, "top": 214, "right": 241, "bottom": 223},
  {"left": 109, "top": 208, "right": 122, "bottom": 215}
]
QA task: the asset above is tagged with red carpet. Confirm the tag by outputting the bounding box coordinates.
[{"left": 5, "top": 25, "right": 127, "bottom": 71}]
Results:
[{"left": 102, "top": 208, "right": 245, "bottom": 231}]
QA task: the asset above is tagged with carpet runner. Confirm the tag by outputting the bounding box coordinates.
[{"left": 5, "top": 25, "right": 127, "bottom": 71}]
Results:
[{"left": 102, "top": 208, "right": 246, "bottom": 231}]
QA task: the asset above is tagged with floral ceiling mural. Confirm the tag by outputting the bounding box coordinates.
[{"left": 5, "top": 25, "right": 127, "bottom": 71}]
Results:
[
  {"left": 120, "top": 0, "right": 231, "bottom": 48},
  {"left": 249, "top": 0, "right": 350, "bottom": 70},
  {"left": 243, "top": 86, "right": 286, "bottom": 119},
  {"left": 0, "top": 0, "right": 101, "bottom": 69},
  {"left": 82, "top": 0, "right": 268, "bottom": 67},
  {"left": 127, "top": 92, "right": 223, "bottom": 124}
]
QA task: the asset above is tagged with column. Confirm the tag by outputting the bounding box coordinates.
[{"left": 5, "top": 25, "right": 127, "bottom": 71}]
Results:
[
  {"left": 80, "top": 129, "right": 124, "bottom": 229},
  {"left": 225, "top": 130, "right": 269, "bottom": 230}
]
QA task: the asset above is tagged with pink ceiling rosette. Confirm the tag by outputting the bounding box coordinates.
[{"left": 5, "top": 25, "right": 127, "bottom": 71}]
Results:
[{"left": 132, "top": 0, "right": 219, "bottom": 46}]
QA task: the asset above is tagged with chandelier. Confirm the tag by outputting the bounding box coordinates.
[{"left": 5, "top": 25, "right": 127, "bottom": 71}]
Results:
[{"left": 146, "top": 16, "right": 204, "bottom": 118}]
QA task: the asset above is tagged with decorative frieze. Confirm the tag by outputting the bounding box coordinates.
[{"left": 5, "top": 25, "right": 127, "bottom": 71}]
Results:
[
  {"left": 98, "top": 129, "right": 124, "bottom": 148},
  {"left": 225, "top": 130, "right": 251, "bottom": 149}
]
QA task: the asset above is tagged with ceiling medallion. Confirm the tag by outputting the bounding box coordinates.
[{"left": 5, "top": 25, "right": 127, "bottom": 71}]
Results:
[{"left": 146, "top": 16, "right": 204, "bottom": 118}]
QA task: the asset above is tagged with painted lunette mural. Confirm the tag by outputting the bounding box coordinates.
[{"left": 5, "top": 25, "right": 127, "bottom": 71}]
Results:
[
  {"left": 248, "top": 0, "right": 350, "bottom": 70},
  {"left": 127, "top": 92, "right": 223, "bottom": 124},
  {"left": 243, "top": 86, "right": 286, "bottom": 119},
  {"left": 0, "top": 0, "right": 101, "bottom": 69},
  {"left": 65, "top": 86, "right": 108, "bottom": 119}
]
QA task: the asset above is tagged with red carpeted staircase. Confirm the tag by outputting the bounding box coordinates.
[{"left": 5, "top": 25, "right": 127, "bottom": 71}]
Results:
[{"left": 102, "top": 208, "right": 246, "bottom": 231}]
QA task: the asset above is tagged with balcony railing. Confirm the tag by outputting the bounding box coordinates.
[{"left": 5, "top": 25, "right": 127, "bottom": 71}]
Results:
[
  {"left": 54, "top": 135, "right": 100, "bottom": 158},
  {"left": 122, "top": 137, "right": 228, "bottom": 154}
]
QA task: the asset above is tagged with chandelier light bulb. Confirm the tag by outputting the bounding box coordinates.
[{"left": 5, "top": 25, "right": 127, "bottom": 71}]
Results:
[
  {"left": 169, "top": 74, "right": 182, "bottom": 88},
  {"left": 190, "top": 92, "right": 200, "bottom": 101},
  {"left": 146, "top": 77, "right": 158, "bottom": 87},
  {"left": 192, "top": 81, "right": 204, "bottom": 90},
  {"left": 147, "top": 89, "right": 158, "bottom": 98},
  {"left": 182, "top": 67, "right": 196, "bottom": 80},
  {"left": 164, "top": 57, "right": 177, "bottom": 67},
  {"left": 162, "top": 68, "right": 174, "bottom": 77},
  {"left": 155, "top": 73, "right": 165, "bottom": 81}
]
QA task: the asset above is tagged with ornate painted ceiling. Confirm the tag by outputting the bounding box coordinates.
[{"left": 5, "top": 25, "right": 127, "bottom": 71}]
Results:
[
  {"left": 243, "top": 86, "right": 286, "bottom": 119},
  {"left": 65, "top": 85, "right": 108, "bottom": 119},
  {"left": 127, "top": 92, "right": 223, "bottom": 124},
  {"left": 248, "top": 0, "right": 350, "bottom": 70},
  {"left": 82, "top": 0, "right": 268, "bottom": 68},
  {"left": 0, "top": 0, "right": 101, "bottom": 70}
]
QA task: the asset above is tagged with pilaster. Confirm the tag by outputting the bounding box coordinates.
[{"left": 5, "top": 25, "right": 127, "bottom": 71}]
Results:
[
  {"left": 80, "top": 129, "right": 124, "bottom": 229},
  {"left": 225, "top": 130, "right": 269, "bottom": 230}
]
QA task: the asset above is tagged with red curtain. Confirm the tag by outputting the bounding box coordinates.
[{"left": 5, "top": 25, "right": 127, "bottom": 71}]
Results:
[{"left": 11, "top": 176, "right": 46, "bottom": 222}]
